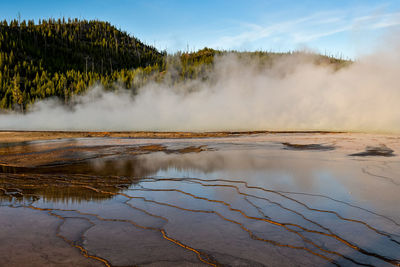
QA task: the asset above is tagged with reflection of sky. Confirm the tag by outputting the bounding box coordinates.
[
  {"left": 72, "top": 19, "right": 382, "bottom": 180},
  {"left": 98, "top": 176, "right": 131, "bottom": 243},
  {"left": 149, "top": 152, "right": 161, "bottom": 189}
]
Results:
[
  {"left": 136, "top": 146, "right": 400, "bottom": 222},
  {"left": 154, "top": 167, "right": 293, "bottom": 190},
  {"left": 135, "top": 148, "right": 400, "bottom": 246},
  {"left": 3, "top": 132, "right": 400, "bottom": 222},
  {"left": 313, "top": 170, "right": 353, "bottom": 202},
  {"left": 3, "top": 134, "right": 400, "bottom": 264}
]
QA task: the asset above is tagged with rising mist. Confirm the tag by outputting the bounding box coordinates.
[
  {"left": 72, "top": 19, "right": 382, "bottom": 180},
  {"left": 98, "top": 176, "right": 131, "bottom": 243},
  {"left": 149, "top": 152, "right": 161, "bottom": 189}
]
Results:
[{"left": 1, "top": 42, "right": 400, "bottom": 133}]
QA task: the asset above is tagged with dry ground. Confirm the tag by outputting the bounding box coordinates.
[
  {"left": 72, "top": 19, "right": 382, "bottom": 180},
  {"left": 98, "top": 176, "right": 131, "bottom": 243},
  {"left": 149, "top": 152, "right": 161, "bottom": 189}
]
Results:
[{"left": 0, "top": 131, "right": 272, "bottom": 143}]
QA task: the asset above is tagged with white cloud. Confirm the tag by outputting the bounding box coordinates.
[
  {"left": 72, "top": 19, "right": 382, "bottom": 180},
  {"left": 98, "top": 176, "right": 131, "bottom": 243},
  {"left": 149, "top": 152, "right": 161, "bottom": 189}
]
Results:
[{"left": 211, "top": 8, "right": 400, "bottom": 50}]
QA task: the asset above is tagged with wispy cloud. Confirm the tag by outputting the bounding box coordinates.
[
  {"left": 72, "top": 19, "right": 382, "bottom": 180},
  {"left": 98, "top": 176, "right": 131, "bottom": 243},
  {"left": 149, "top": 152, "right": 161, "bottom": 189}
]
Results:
[
  {"left": 212, "top": 8, "right": 400, "bottom": 50},
  {"left": 292, "top": 26, "right": 352, "bottom": 43},
  {"left": 213, "top": 13, "right": 328, "bottom": 49}
]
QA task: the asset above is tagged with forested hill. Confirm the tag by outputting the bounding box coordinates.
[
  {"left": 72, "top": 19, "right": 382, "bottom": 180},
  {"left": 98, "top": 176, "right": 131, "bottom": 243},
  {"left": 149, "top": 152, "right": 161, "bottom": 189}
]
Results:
[
  {"left": 0, "top": 18, "right": 165, "bottom": 110},
  {"left": 0, "top": 18, "right": 349, "bottom": 112},
  {"left": 0, "top": 18, "right": 164, "bottom": 73}
]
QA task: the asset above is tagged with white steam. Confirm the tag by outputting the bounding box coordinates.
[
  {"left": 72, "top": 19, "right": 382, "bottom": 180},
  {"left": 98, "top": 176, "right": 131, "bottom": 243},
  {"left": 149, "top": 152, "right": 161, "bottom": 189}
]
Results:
[{"left": 2, "top": 43, "right": 400, "bottom": 132}]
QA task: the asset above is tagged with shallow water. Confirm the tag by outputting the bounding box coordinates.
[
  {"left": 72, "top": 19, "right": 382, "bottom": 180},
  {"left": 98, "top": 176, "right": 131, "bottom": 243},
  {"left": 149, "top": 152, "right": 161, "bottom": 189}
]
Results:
[{"left": 1, "top": 133, "right": 400, "bottom": 266}]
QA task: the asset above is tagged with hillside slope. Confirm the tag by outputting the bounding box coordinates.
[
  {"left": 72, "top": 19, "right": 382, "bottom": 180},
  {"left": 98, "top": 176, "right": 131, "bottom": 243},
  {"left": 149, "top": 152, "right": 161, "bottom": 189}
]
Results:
[
  {"left": 0, "top": 18, "right": 164, "bottom": 110},
  {"left": 0, "top": 18, "right": 350, "bottom": 112}
]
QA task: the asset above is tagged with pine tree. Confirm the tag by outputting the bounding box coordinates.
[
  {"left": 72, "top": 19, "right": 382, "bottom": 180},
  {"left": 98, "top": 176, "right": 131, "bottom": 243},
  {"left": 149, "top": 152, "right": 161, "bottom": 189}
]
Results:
[{"left": 12, "top": 74, "right": 24, "bottom": 111}]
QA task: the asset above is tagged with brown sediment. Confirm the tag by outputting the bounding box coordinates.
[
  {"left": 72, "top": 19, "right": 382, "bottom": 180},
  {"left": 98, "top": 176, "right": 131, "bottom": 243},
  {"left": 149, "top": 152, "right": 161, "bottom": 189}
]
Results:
[
  {"left": 173, "top": 145, "right": 209, "bottom": 154},
  {"left": 0, "top": 130, "right": 347, "bottom": 144},
  {"left": 0, "top": 144, "right": 118, "bottom": 167},
  {"left": 0, "top": 131, "right": 245, "bottom": 144},
  {"left": 137, "top": 144, "right": 209, "bottom": 154},
  {"left": 0, "top": 173, "right": 130, "bottom": 201},
  {"left": 281, "top": 142, "right": 335, "bottom": 151},
  {"left": 137, "top": 144, "right": 168, "bottom": 152},
  {"left": 0, "top": 143, "right": 208, "bottom": 168},
  {"left": 349, "top": 144, "right": 395, "bottom": 157}
]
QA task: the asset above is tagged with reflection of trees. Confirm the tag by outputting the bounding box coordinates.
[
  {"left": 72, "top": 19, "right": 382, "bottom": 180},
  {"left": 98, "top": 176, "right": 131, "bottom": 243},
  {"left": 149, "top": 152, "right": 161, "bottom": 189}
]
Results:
[
  {"left": 0, "top": 143, "right": 209, "bottom": 202},
  {"left": 0, "top": 172, "right": 138, "bottom": 203},
  {"left": 0, "top": 158, "right": 149, "bottom": 203},
  {"left": 0, "top": 148, "right": 317, "bottom": 202}
]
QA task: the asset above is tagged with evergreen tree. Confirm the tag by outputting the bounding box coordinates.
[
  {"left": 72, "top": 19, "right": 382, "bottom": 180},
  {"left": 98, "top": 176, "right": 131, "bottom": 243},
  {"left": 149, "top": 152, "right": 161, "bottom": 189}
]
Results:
[{"left": 0, "top": 18, "right": 349, "bottom": 111}]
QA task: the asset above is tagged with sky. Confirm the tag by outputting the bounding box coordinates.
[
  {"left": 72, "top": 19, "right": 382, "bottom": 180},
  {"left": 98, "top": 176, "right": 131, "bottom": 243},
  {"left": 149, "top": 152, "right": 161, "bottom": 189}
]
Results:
[{"left": 1, "top": 0, "right": 400, "bottom": 59}]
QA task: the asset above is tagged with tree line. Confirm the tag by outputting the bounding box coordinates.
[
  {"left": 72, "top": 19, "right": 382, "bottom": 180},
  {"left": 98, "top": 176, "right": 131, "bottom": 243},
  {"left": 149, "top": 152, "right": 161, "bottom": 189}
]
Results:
[
  {"left": 0, "top": 18, "right": 349, "bottom": 111},
  {"left": 0, "top": 18, "right": 166, "bottom": 110}
]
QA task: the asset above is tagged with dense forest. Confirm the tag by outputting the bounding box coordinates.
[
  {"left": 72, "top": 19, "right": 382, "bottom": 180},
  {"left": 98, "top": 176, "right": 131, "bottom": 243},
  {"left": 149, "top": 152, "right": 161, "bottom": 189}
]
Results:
[{"left": 0, "top": 18, "right": 349, "bottom": 111}]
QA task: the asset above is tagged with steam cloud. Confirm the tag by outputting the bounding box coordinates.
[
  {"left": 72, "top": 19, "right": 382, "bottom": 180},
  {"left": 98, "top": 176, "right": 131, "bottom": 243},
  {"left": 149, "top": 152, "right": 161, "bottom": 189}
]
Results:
[{"left": 2, "top": 40, "right": 400, "bottom": 133}]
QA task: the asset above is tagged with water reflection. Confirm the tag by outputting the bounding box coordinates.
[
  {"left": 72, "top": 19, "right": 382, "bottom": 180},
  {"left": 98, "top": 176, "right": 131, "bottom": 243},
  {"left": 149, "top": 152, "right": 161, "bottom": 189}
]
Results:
[{"left": 1, "top": 134, "right": 400, "bottom": 266}]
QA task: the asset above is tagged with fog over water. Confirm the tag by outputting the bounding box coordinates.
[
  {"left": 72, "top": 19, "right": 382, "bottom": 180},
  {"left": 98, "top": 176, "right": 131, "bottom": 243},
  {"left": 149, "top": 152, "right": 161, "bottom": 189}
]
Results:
[{"left": 2, "top": 36, "right": 400, "bottom": 132}]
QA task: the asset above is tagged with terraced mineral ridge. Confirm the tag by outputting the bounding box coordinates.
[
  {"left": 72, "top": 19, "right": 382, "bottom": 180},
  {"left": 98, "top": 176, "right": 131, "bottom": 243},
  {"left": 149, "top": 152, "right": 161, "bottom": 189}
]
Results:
[{"left": 1, "top": 132, "right": 400, "bottom": 266}]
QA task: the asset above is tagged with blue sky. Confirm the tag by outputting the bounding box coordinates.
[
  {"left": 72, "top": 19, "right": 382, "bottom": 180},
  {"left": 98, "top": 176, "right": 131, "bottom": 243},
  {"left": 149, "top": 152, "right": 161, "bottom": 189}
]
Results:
[{"left": 1, "top": 0, "right": 400, "bottom": 59}]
